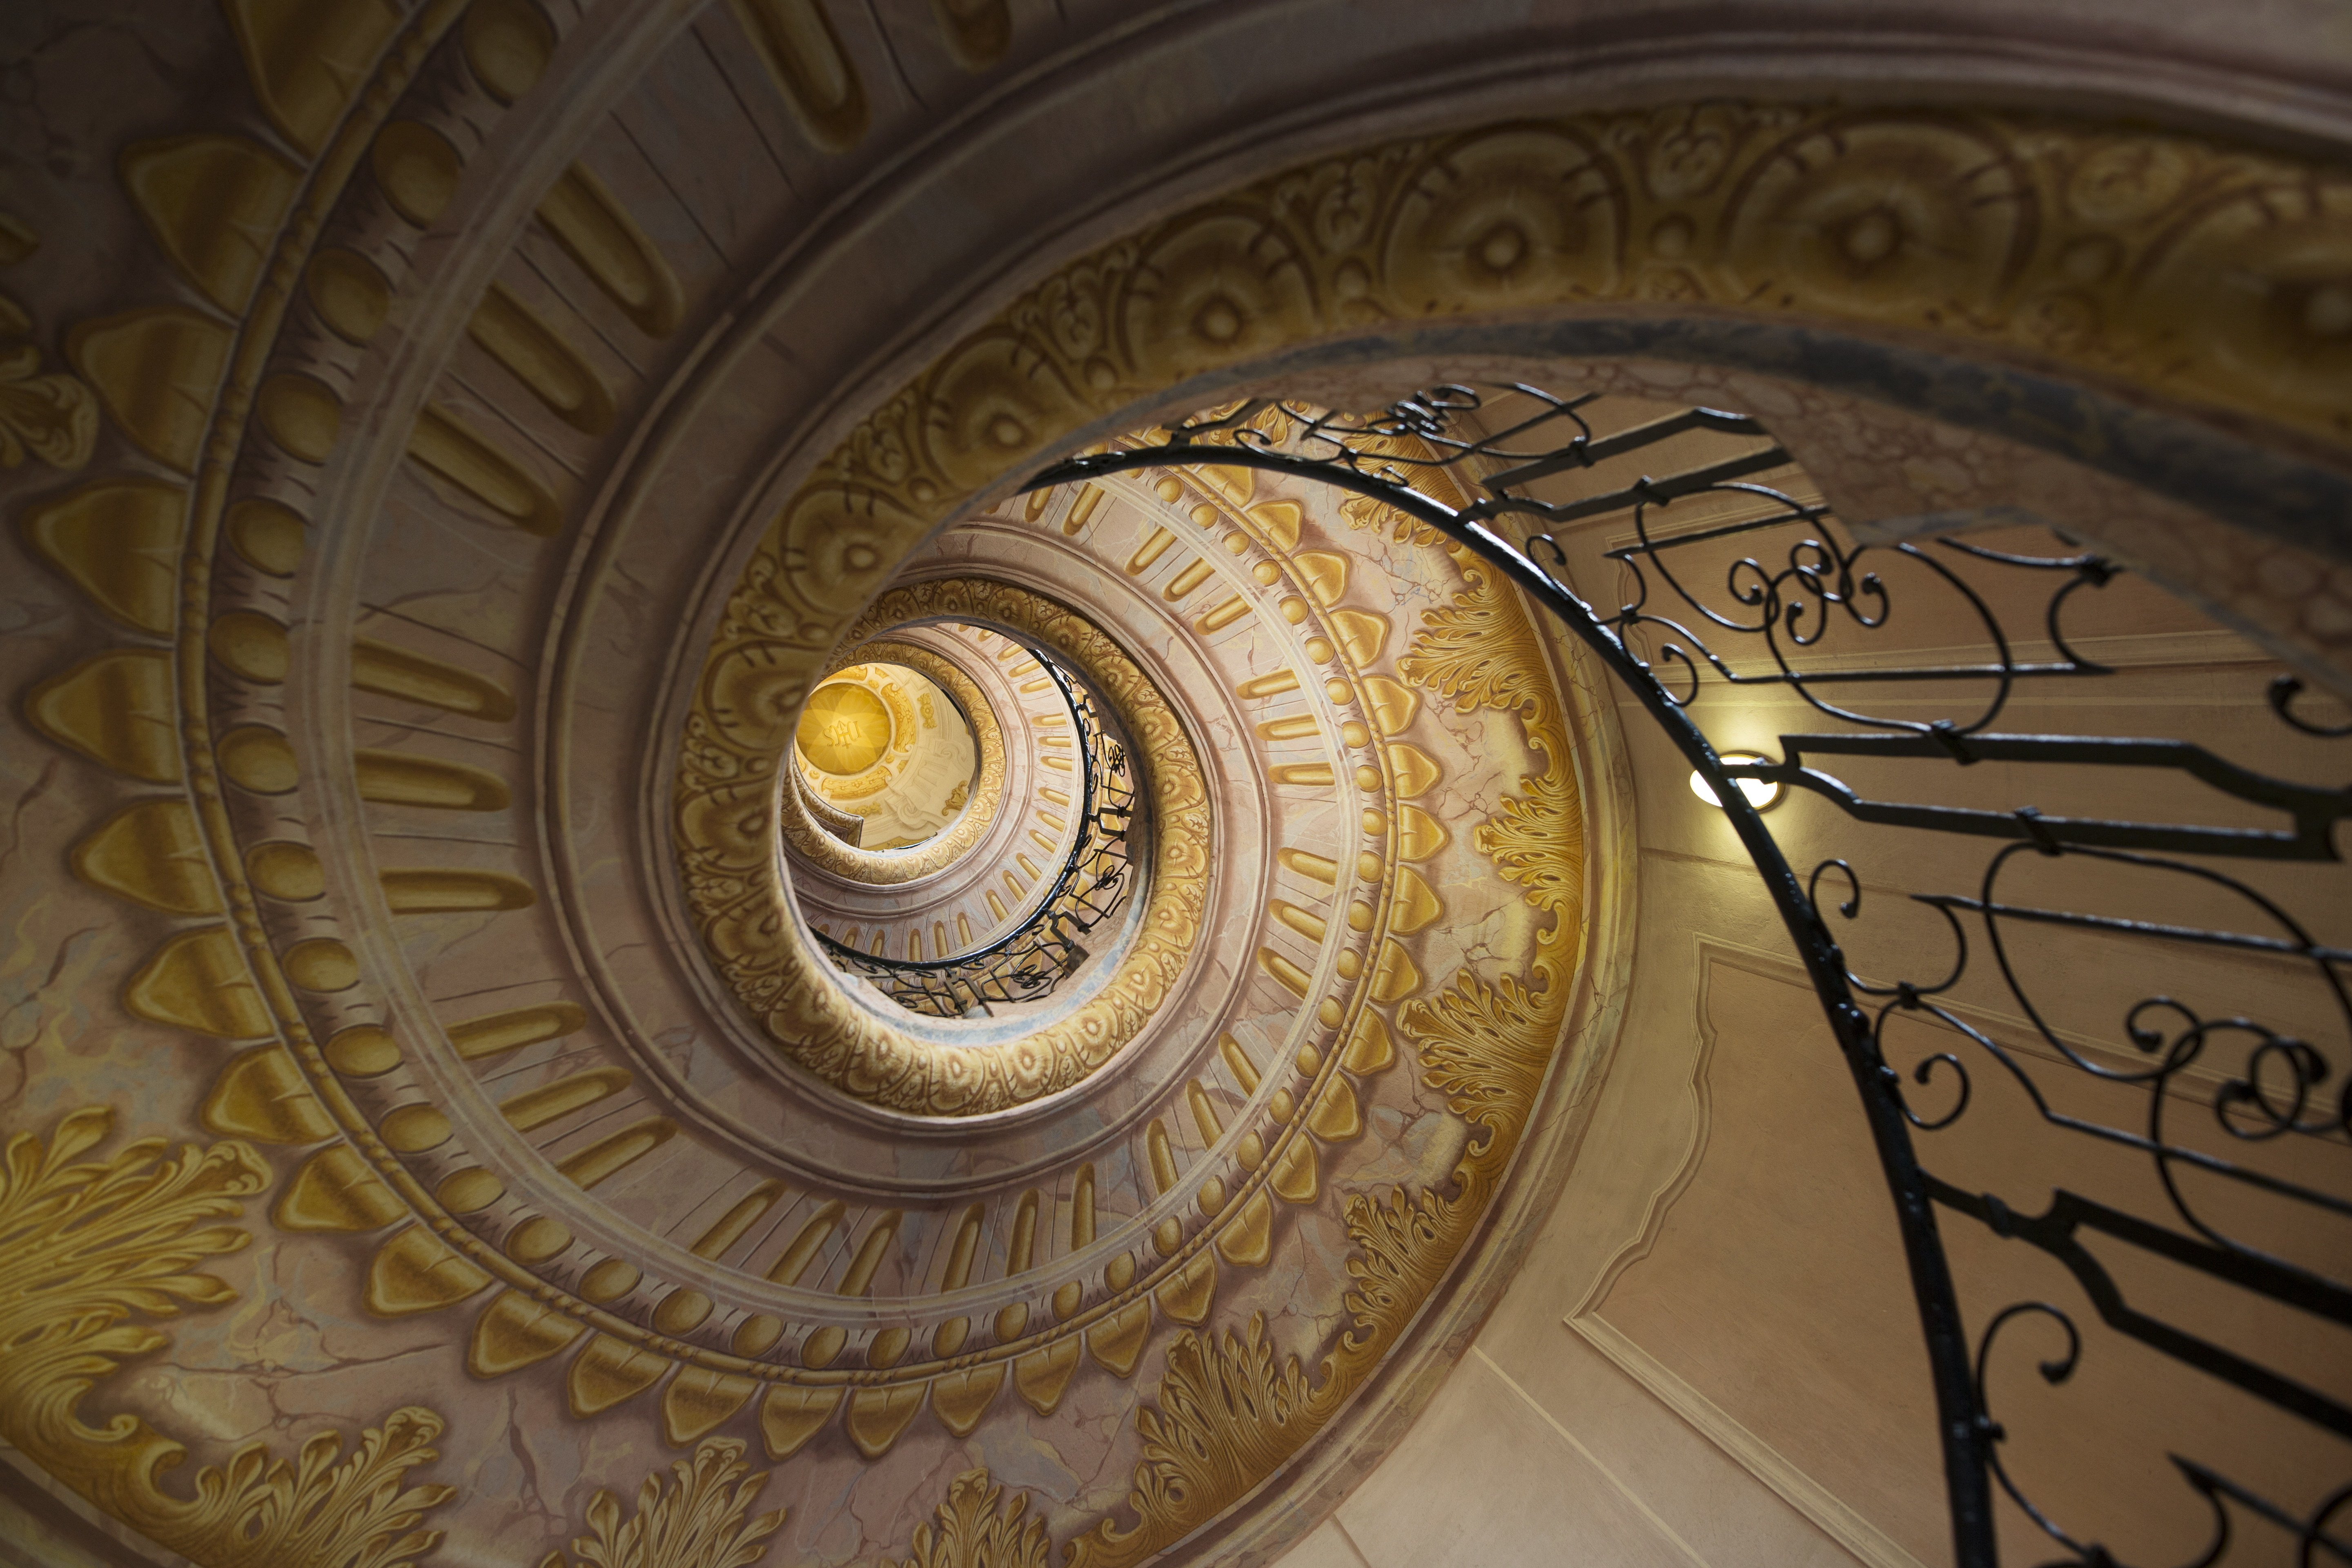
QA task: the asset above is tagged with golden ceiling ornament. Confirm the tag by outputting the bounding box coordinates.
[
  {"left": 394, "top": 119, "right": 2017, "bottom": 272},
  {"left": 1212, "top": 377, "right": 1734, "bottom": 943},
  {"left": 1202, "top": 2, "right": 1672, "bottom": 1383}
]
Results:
[
  {"left": 0, "top": 1108, "right": 457, "bottom": 1568},
  {"left": 794, "top": 679, "right": 893, "bottom": 775},
  {"left": 883, "top": 1467, "right": 1054, "bottom": 1568},
  {"left": 679, "top": 576, "right": 1212, "bottom": 1117},
  {"left": 779, "top": 637, "right": 1006, "bottom": 886},
  {"left": 535, "top": 1437, "right": 785, "bottom": 1568},
  {"left": 803, "top": 667, "right": 922, "bottom": 803}
]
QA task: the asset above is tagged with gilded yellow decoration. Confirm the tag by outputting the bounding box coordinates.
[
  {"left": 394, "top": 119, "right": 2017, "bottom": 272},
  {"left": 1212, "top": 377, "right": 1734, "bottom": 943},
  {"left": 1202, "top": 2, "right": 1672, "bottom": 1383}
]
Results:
[
  {"left": 407, "top": 401, "right": 563, "bottom": 536},
  {"left": 462, "top": 0, "right": 555, "bottom": 104},
  {"left": 0, "top": 339, "right": 98, "bottom": 470},
  {"left": 14, "top": 9, "right": 490, "bottom": 1554},
  {"left": 351, "top": 637, "right": 519, "bottom": 719},
  {"left": 923, "top": 0, "right": 1011, "bottom": 74},
  {"left": 45, "top": 36, "right": 2296, "bottom": 1550},
  {"left": 537, "top": 163, "right": 686, "bottom": 338},
  {"left": 468, "top": 282, "right": 616, "bottom": 434},
  {"left": 70, "top": 797, "right": 221, "bottom": 915},
  {"left": 120, "top": 134, "right": 303, "bottom": 313},
  {"left": 24, "top": 648, "right": 182, "bottom": 784},
  {"left": 795, "top": 679, "right": 894, "bottom": 774},
  {"left": 1067, "top": 520, "right": 1582, "bottom": 1567},
  {"left": 541, "top": 1437, "right": 786, "bottom": 1568},
  {"left": 221, "top": 0, "right": 402, "bottom": 155},
  {"left": 0, "top": 1110, "right": 455, "bottom": 1567},
  {"left": 67, "top": 306, "right": 229, "bottom": 472},
  {"left": 801, "top": 671, "right": 919, "bottom": 802},
  {"left": 725, "top": 0, "right": 868, "bottom": 155},
  {"left": 884, "top": 1468, "right": 1051, "bottom": 1568}
]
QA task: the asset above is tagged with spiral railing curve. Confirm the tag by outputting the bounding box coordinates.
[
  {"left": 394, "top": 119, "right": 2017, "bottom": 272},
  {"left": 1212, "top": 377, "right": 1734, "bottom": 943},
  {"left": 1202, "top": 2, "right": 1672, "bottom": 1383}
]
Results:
[{"left": 1030, "top": 385, "right": 2352, "bottom": 1568}]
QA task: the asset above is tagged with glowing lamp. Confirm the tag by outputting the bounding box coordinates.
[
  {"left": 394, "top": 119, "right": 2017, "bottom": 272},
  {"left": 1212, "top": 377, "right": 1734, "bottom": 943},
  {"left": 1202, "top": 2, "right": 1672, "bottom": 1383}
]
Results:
[{"left": 1689, "top": 752, "right": 1784, "bottom": 812}]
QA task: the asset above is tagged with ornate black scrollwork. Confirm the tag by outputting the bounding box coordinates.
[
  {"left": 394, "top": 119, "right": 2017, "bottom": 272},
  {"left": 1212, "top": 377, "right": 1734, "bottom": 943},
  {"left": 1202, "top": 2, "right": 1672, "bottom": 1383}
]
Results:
[
  {"left": 817, "top": 651, "right": 1138, "bottom": 1018},
  {"left": 1032, "top": 382, "right": 2351, "bottom": 1568}
]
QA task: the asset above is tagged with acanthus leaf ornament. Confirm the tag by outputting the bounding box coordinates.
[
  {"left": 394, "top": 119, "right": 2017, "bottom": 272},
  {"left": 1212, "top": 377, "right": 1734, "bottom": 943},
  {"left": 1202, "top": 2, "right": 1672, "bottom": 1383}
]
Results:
[
  {"left": 884, "top": 1468, "right": 1053, "bottom": 1568},
  {"left": 540, "top": 1438, "right": 786, "bottom": 1568},
  {"left": 0, "top": 1109, "right": 456, "bottom": 1568},
  {"left": 1062, "top": 532, "right": 1584, "bottom": 1568}
]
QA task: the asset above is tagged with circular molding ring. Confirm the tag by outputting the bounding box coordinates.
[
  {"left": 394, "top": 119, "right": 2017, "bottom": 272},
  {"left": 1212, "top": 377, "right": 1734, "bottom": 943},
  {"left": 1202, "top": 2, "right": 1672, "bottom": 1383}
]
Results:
[
  {"left": 679, "top": 577, "right": 1212, "bottom": 1117},
  {"left": 778, "top": 637, "right": 1006, "bottom": 886}
]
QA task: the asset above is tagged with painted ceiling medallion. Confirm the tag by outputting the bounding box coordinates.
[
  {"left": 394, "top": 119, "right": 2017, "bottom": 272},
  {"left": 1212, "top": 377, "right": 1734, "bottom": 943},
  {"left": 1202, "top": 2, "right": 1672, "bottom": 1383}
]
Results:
[{"left": 794, "top": 680, "right": 894, "bottom": 776}]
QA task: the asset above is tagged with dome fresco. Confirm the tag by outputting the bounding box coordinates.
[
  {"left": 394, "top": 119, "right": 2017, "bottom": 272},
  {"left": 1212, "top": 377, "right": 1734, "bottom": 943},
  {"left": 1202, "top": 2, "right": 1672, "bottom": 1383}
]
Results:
[{"left": 795, "top": 679, "right": 895, "bottom": 778}]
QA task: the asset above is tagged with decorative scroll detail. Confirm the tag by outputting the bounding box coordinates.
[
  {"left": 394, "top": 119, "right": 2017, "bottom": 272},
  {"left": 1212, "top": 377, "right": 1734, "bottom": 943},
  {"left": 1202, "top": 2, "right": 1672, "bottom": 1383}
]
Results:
[
  {"left": 1065, "top": 547, "right": 1581, "bottom": 1567},
  {"left": 0, "top": 1109, "right": 456, "bottom": 1568},
  {"left": 679, "top": 575, "right": 1209, "bottom": 1115},
  {"left": 540, "top": 1438, "right": 785, "bottom": 1568},
  {"left": 883, "top": 1468, "right": 1052, "bottom": 1568},
  {"left": 0, "top": 213, "right": 97, "bottom": 469},
  {"left": 820, "top": 648, "right": 1137, "bottom": 1016}
]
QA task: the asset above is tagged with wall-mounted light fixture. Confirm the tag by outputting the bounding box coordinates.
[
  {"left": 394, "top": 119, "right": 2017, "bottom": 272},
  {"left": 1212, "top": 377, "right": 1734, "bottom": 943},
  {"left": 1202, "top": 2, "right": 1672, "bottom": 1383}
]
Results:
[{"left": 1689, "top": 751, "right": 1784, "bottom": 812}]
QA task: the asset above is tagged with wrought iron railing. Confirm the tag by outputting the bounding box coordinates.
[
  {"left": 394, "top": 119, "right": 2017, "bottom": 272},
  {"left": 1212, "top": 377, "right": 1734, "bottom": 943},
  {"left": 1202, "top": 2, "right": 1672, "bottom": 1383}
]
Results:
[
  {"left": 1031, "top": 386, "right": 2352, "bottom": 1568},
  {"left": 816, "top": 650, "right": 1138, "bottom": 1018}
]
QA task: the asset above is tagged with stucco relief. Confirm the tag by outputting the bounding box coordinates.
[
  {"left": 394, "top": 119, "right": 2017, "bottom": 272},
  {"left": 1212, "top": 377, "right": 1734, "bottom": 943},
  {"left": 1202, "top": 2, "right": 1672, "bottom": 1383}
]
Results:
[{"left": 1, "top": 0, "right": 2342, "bottom": 1556}]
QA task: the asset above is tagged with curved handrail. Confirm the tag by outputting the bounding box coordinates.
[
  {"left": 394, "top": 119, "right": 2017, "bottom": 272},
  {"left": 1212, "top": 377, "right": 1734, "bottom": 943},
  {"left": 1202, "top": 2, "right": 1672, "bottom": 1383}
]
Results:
[{"left": 1030, "top": 385, "right": 2352, "bottom": 1568}]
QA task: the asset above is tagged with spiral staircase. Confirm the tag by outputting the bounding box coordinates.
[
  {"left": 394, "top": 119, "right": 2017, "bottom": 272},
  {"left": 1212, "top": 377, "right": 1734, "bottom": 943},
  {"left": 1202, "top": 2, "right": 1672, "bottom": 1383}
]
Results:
[{"left": 0, "top": 4, "right": 2348, "bottom": 1567}]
